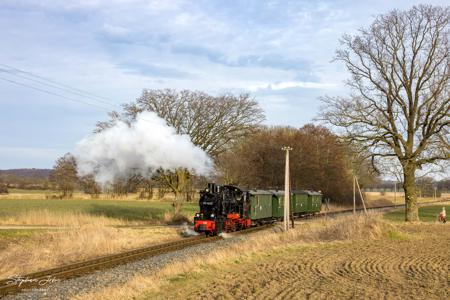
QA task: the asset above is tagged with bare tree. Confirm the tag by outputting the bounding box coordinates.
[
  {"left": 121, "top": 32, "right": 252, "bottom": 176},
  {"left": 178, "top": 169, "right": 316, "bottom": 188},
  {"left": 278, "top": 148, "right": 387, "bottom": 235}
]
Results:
[
  {"left": 217, "top": 125, "right": 374, "bottom": 204},
  {"left": 0, "top": 177, "right": 8, "bottom": 194},
  {"left": 79, "top": 175, "right": 101, "bottom": 198},
  {"left": 97, "top": 89, "right": 265, "bottom": 214},
  {"left": 117, "top": 89, "right": 265, "bottom": 157},
  {"left": 320, "top": 5, "right": 449, "bottom": 221},
  {"left": 50, "top": 153, "right": 78, "bottom": 198}
]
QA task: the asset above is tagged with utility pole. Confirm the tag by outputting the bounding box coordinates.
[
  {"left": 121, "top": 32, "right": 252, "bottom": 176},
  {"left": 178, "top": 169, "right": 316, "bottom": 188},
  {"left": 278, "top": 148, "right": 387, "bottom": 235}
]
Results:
[
  {"left": 355, "top": 176, "right": 367, "bottom": 215},
  {"left": 394, "top": 182, "right": 397, "bottom": 205},
  {"left": 282, "top": 146, "right": 292, "bottom": 231},
  {"left": 353, "top": 175, "right": 356, "bottom": 214}
]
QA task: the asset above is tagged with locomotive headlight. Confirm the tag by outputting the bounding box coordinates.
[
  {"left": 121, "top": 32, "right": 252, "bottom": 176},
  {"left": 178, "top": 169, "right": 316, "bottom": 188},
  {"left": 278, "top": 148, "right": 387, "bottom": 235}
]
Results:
[
  {"left": 211, "top": 214, "right": 215, "bottom": 218},
  {"left": 195, "top": 213, "right": 200, "bottom": 217}
]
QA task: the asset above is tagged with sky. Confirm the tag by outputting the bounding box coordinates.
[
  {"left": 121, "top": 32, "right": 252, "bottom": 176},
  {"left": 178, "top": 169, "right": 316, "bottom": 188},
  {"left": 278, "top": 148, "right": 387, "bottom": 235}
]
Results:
[{"left": 0, "top": 0, "right": 447, "bottom": 169}]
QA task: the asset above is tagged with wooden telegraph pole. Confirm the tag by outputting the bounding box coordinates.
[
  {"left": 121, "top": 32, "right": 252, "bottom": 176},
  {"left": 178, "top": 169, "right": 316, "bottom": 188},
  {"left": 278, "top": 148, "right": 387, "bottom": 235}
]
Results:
[
  {"left": 282, "top": 146, "right": 292, "bottom": 231},
  {"left": 353, "top": 175, "right": 356, "bottom": 214},
  {"left": 355, "top": 176, "right": 367, "bottom": 214},
  {"left": 394, "top": 182, "right": 397, "bottom": 204}
]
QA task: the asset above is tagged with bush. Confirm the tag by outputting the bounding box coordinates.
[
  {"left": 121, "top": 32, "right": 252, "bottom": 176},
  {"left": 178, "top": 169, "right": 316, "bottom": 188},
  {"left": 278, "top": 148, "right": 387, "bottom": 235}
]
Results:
[
  {"left": 0, "top": 184, "right": 8, "bottom": 194},
  {"left": 163, "top": 212, "right": 191, "bottom": 225}
]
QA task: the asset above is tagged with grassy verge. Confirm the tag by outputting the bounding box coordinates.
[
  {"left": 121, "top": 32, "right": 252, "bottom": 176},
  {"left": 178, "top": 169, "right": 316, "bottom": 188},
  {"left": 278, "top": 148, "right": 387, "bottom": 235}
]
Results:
[
  {"left": 384, "top": 204, "right": 449, "bottom": 222},
  {"left": 0, "top": 229, "right": 42, "bottom": 250},
  {"left": 0, "top": 225, "right": 182, "bottom": 278},
  {"left": 0, "top": 198, "right": 198, "bottom": 224},
  {"left": 0, "top": 192, "right": 199, "bottom": 279}
]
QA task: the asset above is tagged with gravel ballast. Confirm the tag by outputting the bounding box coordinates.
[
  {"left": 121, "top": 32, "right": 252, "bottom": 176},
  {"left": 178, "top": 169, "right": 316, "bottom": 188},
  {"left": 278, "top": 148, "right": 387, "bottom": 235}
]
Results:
[{"left": 3, "top": 234, "right": 248, "bottom": 300}]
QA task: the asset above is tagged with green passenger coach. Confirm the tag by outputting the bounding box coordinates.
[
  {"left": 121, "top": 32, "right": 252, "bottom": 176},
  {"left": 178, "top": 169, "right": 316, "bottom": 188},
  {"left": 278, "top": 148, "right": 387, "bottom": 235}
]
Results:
[
  {"left": 270, "top": 191, "right": 285, "bottom": 218},
  {"left": 292, "top": 191, "right": 309, "bottom": 215},
  {"left": 248, "top": 190, "right": 273, "bottom": 222},
  {"left": 269, "top": 190, "right": 322, "bottom": 218},
  {"left": 306, "top": 191, "right": 322, "bottom": 212}
]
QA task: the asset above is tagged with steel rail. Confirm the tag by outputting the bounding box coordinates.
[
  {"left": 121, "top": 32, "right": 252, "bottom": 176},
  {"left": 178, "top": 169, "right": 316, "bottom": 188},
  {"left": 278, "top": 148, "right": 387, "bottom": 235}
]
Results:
[
  {"left": 0, "top": 235, "right": 220, "bottom": 297},
  {"left": 0, "top": 200, "right": 446, "bottom": 297},
  {"left": 0, "top": 223, "right": 274, "bottom": 297}
]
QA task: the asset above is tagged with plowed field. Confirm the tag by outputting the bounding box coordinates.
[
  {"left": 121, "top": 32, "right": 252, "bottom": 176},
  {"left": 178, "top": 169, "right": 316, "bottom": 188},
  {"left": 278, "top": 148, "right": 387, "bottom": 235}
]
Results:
[{"left": 149, "top": 224, "right": 450, "bottom": 300}]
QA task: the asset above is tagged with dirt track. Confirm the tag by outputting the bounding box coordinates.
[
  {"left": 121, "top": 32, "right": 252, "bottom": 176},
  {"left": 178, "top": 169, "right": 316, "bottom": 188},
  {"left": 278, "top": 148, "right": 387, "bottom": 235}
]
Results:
[{"left": 153, "top": 224, "right": 450, "bottom": 300}]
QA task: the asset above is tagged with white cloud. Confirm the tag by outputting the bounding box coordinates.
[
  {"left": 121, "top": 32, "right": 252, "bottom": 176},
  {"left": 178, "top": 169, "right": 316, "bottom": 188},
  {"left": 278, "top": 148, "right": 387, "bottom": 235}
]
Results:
[
  {"left": 248, "top": 81, "right": 337, "bottom": 92},
  {"left": 1, "top": 0, "right": 449, "bottom": 169},
  {"left": 101, "top": 23, "right": 130, "bottom": 37}
]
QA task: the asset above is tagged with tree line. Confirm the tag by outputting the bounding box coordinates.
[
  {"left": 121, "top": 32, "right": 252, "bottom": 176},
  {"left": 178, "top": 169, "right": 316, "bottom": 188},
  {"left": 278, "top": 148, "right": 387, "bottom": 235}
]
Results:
[
  {"left": 46, "top": 90, "right": 373, "bottom": 205},
  {"left": 217, "top": 125, "right": 376, "bottom": 204}
]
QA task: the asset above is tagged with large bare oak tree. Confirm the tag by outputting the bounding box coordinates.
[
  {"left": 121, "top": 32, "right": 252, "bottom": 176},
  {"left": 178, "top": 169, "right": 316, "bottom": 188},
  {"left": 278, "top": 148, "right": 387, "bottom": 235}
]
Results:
[
  {"left": 320, "top": 5, "right": 449, "bottom": 221},
  {"left": 98, "top": 89, "right": 265, "bottom": 214}
]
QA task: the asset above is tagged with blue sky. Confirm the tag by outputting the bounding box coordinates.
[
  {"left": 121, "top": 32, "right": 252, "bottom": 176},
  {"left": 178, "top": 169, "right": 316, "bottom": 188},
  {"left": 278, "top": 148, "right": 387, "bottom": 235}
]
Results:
[{"left": 0, "top": 0, "right": 447, "bottom": 169}]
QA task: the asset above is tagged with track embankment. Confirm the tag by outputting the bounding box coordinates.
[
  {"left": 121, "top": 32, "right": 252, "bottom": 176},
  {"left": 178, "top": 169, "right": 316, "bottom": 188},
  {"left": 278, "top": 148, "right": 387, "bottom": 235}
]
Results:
[
  {"left": 0, "top": 224, "right": 271, "bottom": 298},
  {"left": 0, "top": 235, "right": 219, "bottom": 297}
]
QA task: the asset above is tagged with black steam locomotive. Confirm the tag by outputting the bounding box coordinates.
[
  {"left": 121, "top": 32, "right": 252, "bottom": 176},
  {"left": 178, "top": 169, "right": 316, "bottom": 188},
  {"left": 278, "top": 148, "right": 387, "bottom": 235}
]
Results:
[
  {"left": 194, "top": 183, "right": 323, "bottom": 235},
  {"left": 193, "top": 183, "right": 252, "bottom": 235}
]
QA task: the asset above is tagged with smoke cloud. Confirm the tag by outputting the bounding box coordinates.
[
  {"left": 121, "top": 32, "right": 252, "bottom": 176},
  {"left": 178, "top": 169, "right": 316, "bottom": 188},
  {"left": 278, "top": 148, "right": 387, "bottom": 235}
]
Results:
[{"left": 74, "top": 111, "right": 213, "bottom": 184}]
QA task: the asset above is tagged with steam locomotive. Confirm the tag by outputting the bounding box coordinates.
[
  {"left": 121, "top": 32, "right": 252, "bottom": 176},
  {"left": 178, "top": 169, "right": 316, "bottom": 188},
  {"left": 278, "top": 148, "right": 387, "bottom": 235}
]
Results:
[{"left": 194, "top": 183, "right": 322, "bottom": 235}]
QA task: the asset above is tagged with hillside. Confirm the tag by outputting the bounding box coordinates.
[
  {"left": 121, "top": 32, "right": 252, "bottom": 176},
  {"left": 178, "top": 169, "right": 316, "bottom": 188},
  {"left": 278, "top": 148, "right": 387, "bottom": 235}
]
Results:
[
  {"left": 0, "top": 168, "right": 52, "bottom": 179},
  {"left": 0, "top": 168, "right": 52, "bottom": 189}
]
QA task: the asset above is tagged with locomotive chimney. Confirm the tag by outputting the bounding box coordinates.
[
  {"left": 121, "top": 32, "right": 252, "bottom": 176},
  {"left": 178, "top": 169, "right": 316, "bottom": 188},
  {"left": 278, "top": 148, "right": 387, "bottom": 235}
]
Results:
[{"left": 208, "top": 183, "right": 216, "bottom": 192}]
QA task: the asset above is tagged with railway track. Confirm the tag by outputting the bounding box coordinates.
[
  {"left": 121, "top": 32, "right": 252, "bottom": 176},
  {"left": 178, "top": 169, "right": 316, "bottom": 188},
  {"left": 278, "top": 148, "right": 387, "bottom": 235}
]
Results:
[
  {"left": 0, "top": 223, "right": 272, "bottom": 297},
  {"left": 0, "top": 200, "right": 446, "bottom": 297},
  {"left": 315, "top": 199, "right": 448, "bottom": 218}
]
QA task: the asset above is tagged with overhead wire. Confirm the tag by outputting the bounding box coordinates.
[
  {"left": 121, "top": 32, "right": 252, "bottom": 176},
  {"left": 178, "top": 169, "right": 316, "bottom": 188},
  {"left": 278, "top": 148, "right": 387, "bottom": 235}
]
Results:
[
  {"left": 0, "top": 76, "right": 113, "bottom": 111},
  {"left": 0, "top": 64, "right": 153, "bottom": 124},
  {"left": 0, "top": 63, "right": 118, "bottom": 108}
]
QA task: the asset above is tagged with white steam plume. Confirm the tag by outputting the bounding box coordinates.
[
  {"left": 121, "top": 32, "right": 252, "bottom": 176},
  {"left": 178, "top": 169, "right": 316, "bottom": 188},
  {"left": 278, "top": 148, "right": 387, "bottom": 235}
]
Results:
[{"left": 74, "top": 111, "right": 212, "bottom": 184}]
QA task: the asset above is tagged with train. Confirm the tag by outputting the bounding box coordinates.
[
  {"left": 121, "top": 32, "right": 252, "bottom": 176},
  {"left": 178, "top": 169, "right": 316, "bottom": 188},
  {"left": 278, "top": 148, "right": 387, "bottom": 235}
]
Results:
[{"left": 194, "top": 183, "right": 322, "bottom": 235}]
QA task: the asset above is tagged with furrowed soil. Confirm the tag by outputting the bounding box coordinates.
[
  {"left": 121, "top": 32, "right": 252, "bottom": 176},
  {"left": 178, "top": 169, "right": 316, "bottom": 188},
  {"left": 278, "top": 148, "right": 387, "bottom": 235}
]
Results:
[{"left": 144, "top": 223, "right": 450, "bottom": 300}]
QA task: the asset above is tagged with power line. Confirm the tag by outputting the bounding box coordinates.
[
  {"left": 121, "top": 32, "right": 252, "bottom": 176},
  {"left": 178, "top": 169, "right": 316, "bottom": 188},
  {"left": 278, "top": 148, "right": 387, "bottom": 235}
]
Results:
[
  {"left": 0, "top": 63, "right": 156, "bottom": 125},
  {"left": 0, "top": 68, "right": 119, "bottom": 109},
  {"left": 0, "top": 76, "right": 112, "bottom": 111},
  {"left": 0, "top": 64, "right": 120, "bottom": 108}
]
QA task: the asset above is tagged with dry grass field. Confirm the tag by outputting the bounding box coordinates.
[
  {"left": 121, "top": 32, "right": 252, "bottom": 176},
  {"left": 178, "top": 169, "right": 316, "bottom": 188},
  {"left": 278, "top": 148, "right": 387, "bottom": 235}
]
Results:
[
  {"left": 0, "top": 209, "right": 127, "bottom": 227},
  {"left": 0, "top": 221, "right": 181, "bottom": 278},
  {"left": 0, "top": 191, "right": 450, "bottom": 299},
  {"left": 0, "top": 189, "right": 179, "bottom": 201},
  {"left": 320, "top": 192, "right": 448, "bottom": 212},
  {"left": 172, "top": 224, "right": 448, "bottom": 300},
  {"left": 0, "top": 190, "right": 195, "bottom": 279},
  {"left": 73, "top": 212, "right": 450, "bottom": 300},
  {"left": 364, "top": 191, "right": 449, "bottom": 206}
]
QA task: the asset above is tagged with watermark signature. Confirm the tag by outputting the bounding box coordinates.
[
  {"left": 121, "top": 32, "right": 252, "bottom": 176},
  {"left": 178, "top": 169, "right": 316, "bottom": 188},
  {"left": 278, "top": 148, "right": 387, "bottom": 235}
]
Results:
[{"left": 6, "top": 275, "right": 61, "bottom": 287}]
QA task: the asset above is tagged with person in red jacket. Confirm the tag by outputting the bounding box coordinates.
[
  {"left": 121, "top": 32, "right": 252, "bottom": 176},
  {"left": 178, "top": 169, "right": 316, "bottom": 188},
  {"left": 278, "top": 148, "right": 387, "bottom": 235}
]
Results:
[{"left": 438, "top": 207, "right": 446, "bottom": 223}]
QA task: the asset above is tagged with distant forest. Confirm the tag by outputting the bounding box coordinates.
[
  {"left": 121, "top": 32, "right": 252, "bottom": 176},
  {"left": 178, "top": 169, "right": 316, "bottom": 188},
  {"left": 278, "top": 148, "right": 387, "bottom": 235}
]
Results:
[
  {"left": 0, "top": 168, "right": 51, "bottom": 189},
  {"left": 0, "top": 168, "right": 448, "bottom": 195}
]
